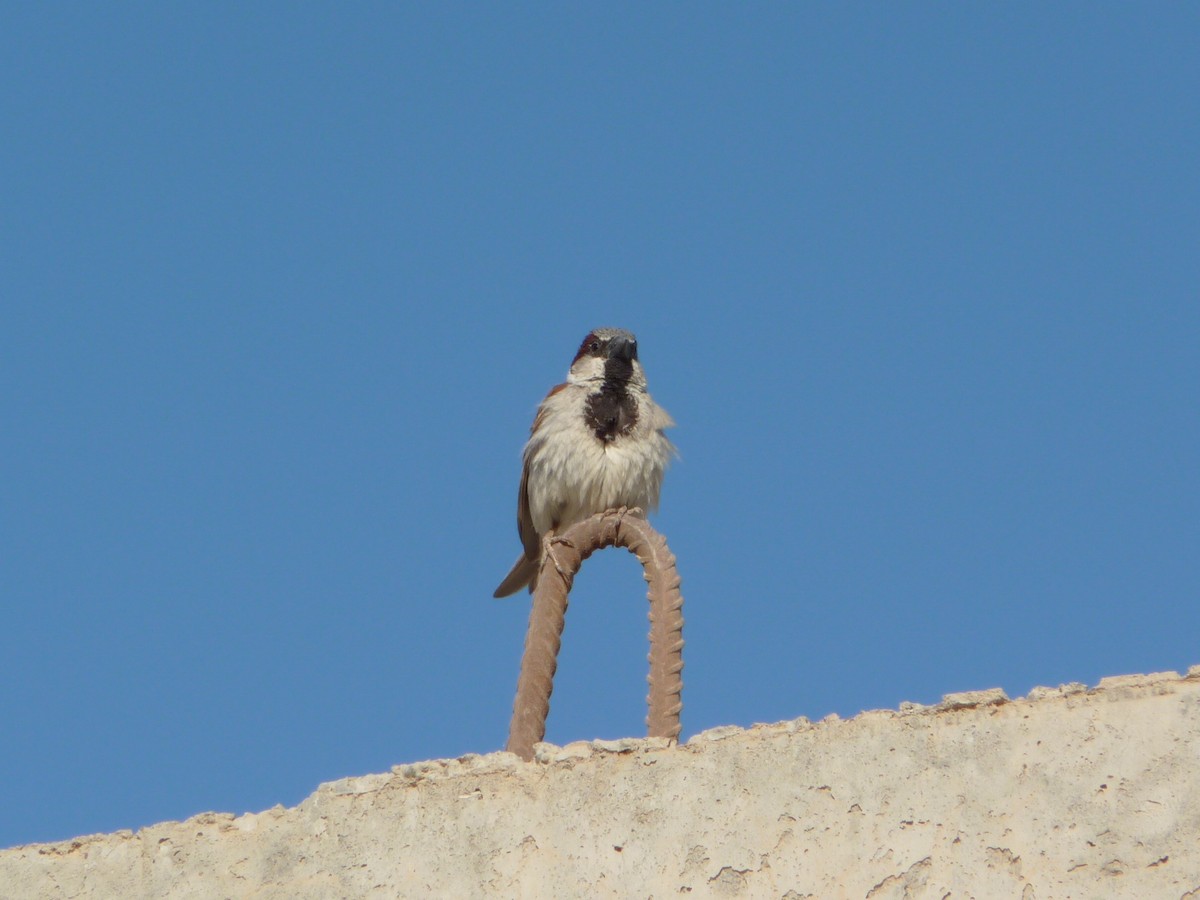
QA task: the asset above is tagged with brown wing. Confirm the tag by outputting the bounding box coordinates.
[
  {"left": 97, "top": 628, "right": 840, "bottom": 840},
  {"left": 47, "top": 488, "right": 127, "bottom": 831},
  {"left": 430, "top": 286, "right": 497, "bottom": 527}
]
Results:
[
  {"left": 516, "top": 461, "right": 539, "bottom": 562},
  {"left": 515, "top": 382, "right": 568, "bottom": 560}
]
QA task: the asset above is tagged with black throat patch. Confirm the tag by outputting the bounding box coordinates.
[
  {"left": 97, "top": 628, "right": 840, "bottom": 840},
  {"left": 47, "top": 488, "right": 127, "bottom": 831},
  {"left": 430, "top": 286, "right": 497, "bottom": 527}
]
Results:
[{"left": 584, "top": 359, "right": 639, "bottom": 443}]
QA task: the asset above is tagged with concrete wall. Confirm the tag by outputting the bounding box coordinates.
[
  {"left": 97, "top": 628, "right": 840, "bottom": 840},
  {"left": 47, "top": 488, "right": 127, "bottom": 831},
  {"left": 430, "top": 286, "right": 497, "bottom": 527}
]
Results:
[{"left": 4, "top": 668, "right": 1200, "bottom": 899}]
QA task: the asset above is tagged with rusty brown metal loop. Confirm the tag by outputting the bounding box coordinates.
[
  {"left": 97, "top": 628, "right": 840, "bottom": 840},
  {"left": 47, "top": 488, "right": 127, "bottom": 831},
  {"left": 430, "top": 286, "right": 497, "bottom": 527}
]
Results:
[{"left": 505, "top": 508, "right": 684, "bottom": 761}]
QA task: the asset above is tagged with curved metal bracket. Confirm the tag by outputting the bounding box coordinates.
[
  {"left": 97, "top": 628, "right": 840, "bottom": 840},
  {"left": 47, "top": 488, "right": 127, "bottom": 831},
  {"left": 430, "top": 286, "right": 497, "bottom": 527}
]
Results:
[{"left": 505, "top": 508, "right": 684, "bottom": 761}]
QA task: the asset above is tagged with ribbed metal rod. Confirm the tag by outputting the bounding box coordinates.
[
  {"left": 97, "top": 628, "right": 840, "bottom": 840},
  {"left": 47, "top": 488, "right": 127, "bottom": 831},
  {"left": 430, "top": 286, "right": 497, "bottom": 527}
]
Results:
[{"left": 504, "top": 509, "right": 684, "bottom": 761}]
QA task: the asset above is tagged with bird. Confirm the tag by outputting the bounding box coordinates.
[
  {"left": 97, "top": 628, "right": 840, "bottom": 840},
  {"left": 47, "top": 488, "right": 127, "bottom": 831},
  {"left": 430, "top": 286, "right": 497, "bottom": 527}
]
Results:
[{"left": 493, "top": 327, "right": 676, "bottom": 598}]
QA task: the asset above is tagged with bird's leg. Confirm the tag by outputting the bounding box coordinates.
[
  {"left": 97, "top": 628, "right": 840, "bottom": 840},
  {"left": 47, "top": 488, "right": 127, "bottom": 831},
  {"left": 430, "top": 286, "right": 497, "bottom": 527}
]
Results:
[
  {"left": 614, "top": 505, "right": 645, "bottom": 525},
  {"left": 543, "top": 530, "right": 574, "bottom": 582}
]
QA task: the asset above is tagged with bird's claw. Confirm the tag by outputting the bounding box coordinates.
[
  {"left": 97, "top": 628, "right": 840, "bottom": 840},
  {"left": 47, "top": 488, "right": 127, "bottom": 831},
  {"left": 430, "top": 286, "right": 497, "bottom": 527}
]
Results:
[
  {"left": 543, "top": 533, "right": 574, "bottom": 582},
  {"left": 613, "top": 505, "right": 645, "bottom": 525}
]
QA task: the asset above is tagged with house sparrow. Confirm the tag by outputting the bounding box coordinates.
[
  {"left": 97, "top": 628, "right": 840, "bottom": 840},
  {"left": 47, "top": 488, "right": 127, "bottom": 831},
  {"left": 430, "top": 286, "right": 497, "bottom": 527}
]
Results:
[{"left": 493, "top": 328, "right": 676, "bottom": 598}]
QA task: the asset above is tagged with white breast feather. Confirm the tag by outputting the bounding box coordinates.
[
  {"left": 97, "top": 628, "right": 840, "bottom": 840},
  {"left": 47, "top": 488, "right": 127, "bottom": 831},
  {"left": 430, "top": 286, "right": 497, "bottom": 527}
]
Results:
[{"left": 523, "top": 385, "right": 675, "bottom": 537}]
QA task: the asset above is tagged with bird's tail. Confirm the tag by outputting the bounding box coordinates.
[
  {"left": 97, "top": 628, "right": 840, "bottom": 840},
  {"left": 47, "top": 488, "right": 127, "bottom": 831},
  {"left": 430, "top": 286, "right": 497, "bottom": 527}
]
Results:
[{"left": 492, "top": 555, "right": 539, "bottom": 598}]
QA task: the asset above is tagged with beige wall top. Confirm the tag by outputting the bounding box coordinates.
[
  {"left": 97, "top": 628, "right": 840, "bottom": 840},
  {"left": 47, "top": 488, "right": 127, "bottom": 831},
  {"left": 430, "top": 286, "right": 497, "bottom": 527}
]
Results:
[{"left": 4, "top": 667, "right": 1200, "bottom": 898}]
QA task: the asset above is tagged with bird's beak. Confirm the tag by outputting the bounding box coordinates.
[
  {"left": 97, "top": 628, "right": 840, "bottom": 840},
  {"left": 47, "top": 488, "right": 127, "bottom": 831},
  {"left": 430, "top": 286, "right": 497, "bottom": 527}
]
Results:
[{"left": 610, "top": 336, "right": 637, "bottom": 362}]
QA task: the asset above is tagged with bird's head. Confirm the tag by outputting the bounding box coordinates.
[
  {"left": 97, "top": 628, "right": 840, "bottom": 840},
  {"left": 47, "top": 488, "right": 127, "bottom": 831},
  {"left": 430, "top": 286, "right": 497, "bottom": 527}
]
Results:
[{"left": 568, "top": 328, "right": 644, "bottom": 386}]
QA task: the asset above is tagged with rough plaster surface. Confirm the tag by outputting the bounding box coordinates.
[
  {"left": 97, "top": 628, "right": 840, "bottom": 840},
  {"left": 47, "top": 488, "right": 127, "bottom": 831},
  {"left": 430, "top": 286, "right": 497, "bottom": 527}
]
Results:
[{"left": 4, "top": 668, "right": 1200, "bottom": 899}]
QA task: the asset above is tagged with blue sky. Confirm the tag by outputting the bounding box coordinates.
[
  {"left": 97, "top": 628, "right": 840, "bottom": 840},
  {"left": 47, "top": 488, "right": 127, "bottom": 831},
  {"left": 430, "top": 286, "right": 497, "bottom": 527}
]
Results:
[{"left": 2, "top": 5, "right": 1197, "bottom": 848}]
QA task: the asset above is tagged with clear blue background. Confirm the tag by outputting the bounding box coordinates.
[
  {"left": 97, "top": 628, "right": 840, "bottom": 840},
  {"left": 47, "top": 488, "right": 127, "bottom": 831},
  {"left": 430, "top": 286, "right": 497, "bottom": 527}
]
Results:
[{"left": 2, "top": 5, "right": 1197, "bottom": 849}]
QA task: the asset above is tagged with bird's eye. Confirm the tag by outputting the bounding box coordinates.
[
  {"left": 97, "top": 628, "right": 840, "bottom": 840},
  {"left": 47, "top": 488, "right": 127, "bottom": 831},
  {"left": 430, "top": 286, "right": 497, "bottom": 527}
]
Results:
[{"left": 589, "top": 340, "right": 600, "bottom": 352}]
